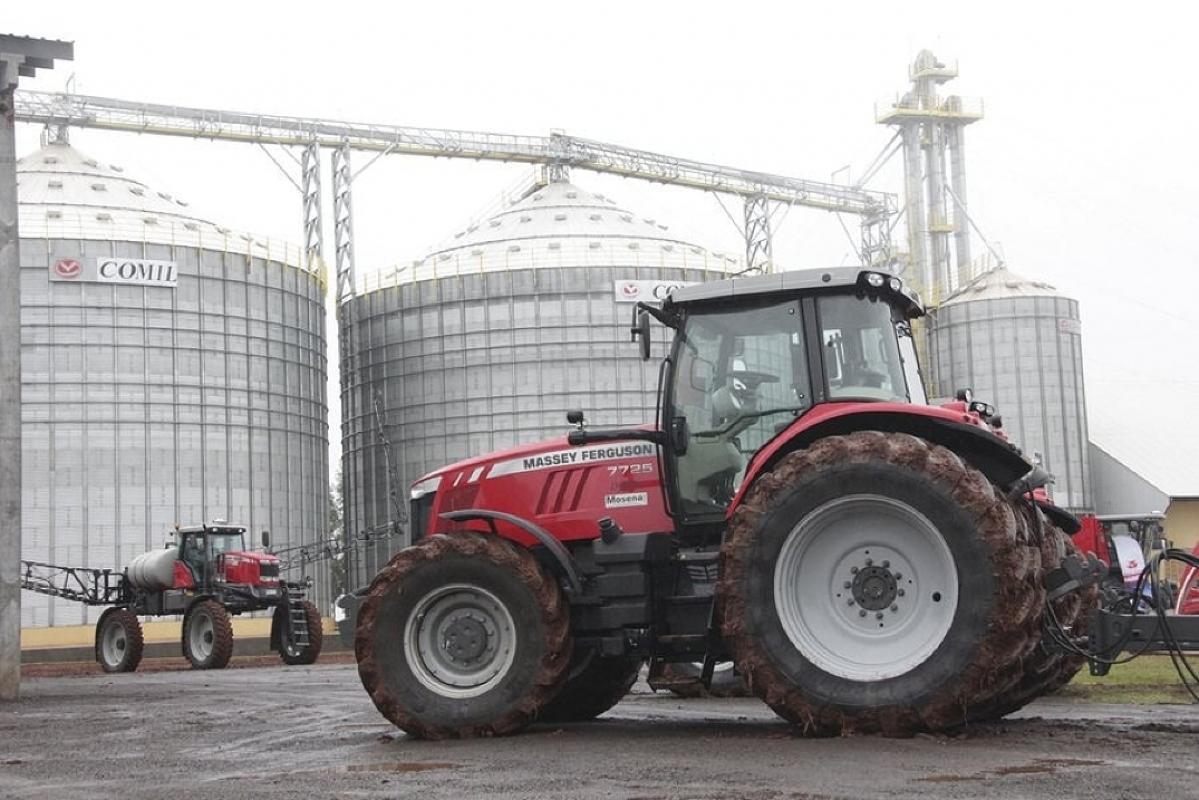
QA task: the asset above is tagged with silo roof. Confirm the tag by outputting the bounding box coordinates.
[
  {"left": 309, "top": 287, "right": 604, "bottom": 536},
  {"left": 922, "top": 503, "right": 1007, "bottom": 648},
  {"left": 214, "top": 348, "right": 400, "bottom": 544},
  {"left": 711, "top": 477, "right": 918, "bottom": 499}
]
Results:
[
  {"left": 941, "top": 265, "right": 1064, "bottom": 306},
  {"left": 365, "top": 179, "right": 737, "bottom": 290},
  {"left": 17, "top": 141, "right": 306, "bottom": 268}
]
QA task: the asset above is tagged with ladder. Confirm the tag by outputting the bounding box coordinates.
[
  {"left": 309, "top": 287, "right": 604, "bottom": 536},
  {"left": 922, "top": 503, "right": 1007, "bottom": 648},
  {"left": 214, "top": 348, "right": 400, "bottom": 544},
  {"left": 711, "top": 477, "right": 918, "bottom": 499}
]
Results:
[{"left": 284, "top": 585, "right": 310, "bottom": 648}]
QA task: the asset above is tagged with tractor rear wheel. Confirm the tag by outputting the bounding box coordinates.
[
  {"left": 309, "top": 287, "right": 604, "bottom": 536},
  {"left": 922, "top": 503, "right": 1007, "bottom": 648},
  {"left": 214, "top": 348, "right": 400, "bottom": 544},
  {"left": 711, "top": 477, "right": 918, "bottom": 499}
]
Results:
[
  {"left": 539, "top": 653, "right": 643, "bottom": 722},
  {"left": 969, "top": 515, "right": 1094, "bottom": 721},
  {"left": 355, "top": 533, "right": 571, "bottom": 739},
  {"left": 277, "top": 600, "right": 323, "bottom": 666},
  {"left": 95, "top": 608, "right": 144, "bottom": 673},
  {"left": 719, "top": 432, "right": 1045, "bottom": 736},
  {"left": 182, "top": 600, "right": 234, "bottom": 670}
]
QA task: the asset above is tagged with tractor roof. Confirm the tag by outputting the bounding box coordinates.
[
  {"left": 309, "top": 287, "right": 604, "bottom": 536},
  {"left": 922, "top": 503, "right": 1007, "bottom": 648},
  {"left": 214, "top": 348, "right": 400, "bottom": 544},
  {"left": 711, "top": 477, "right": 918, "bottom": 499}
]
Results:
[{"left": 664, "top": 266, "right": 924, "bottom": 318}]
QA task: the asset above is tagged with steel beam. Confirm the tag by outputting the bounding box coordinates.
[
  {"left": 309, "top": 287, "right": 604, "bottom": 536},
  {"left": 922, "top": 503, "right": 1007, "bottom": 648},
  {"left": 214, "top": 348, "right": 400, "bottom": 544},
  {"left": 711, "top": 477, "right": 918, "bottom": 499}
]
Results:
[
  {"left": 301, "top": 142, "right": 322, "bottom": 273},
  {"left": 742, "top": 194, "right": 774, "bottom": 274},
  {"left": 332, "top": 142, "right": 355, "bottom": 304},
  {"left": 13, "top": 90, "right": 893, "bottom": 220}
]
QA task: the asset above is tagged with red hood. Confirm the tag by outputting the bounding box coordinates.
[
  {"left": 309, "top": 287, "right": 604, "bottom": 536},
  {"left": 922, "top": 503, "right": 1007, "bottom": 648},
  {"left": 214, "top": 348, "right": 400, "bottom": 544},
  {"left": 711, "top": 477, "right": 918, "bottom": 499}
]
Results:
[{"left": 412, "top": 424, "right": 659, "bottom": 489}]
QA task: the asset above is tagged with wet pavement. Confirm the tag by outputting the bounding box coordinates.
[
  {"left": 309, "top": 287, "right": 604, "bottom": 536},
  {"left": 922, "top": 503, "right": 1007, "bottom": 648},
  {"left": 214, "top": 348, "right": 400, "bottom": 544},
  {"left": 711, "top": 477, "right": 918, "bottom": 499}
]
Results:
[{"left": 0, "top": 663, "right": 1196, "bottom": 799}]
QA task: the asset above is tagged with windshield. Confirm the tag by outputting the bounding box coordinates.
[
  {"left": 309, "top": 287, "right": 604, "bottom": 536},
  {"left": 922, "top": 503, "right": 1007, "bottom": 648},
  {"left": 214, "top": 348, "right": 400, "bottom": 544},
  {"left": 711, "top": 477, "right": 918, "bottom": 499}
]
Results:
[
  {"left": 818, "top": 295, "right": 914, "bottom": 402},
  {"left": 208, "top": 533, "right": 246, "bottom": 559},
  {"left": 670, "top": 300, "right": 810, "bottom": 514}
]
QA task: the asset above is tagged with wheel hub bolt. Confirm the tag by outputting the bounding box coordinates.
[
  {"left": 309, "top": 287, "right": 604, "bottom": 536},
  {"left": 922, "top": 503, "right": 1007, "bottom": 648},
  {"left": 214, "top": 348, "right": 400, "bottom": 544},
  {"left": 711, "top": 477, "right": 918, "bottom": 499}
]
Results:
[
  {"left": 897, "top": 589, "right": 905, "bottom": 597},
  {"left": 894, "top": 573, "right": 902, "bottom": 581},
  {"left": 882, "top": 560, "right": 890, "bottom": 568},
  {"left": 875, "top": 612, "right": 884, "bottom": 620},
  {"left": 847, "top": 599, "right": 855, "bottom": 606},
  {"left": 850, "top": 566, "right": 859, "bottom": 574},
  {"left": 859, "top": 609, "right": 867, "bottom": 618},
  {"left": 865, "top": 558, "right": 873, "bottom": 567},
  {"left": 890, "top": 604, "right": 899, "bottom": 612},
  {"left": 843, "top": 580, "right": 852, "bottom": 589}
]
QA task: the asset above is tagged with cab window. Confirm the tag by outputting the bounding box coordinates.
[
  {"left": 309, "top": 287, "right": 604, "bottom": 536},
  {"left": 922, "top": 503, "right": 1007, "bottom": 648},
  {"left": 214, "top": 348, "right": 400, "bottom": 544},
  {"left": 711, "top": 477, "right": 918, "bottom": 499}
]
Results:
[{"left": 670, "top": 300, "right": 810, "bottom": 515}]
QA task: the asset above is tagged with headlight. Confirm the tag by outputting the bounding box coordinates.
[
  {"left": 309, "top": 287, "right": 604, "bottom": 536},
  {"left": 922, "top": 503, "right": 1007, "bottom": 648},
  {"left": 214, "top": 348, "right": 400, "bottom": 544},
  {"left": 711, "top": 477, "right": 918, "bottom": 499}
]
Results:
[
  {"left": 889, "top": 277, "right": 902, "bottom": 292},
  {"left": 865, "top": 272, "right": 886, "bottom": 288}
]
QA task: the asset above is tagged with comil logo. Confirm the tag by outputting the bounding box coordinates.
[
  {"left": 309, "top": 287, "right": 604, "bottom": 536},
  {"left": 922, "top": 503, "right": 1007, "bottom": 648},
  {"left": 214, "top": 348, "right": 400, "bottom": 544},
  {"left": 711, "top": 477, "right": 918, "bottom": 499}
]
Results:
[
  {"left": 613, "top": 279, "right": 698, "bottom": 304},
  {"left": 54, "top": 258, "right": 82, "bottom": 279}
]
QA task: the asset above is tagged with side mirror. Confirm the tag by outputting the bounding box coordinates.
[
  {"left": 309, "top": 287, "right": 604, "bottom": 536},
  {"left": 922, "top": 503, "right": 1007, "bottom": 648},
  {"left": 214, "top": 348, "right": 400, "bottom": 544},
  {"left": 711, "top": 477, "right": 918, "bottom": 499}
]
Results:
[
  {"left": 690, "top": 357, "right": 715, "bottom": 391},
  {"left": 261, "top": 530, "right": 271, "bottom": 550},
  {"left": 955, "top": 387, "right": 974, "bottom": 403},
  {"left": 566, "top": 410, "right": 585, "bottom": 426},
  {"left": 631, "top": 309, "right": 652, "bottom": 361}
]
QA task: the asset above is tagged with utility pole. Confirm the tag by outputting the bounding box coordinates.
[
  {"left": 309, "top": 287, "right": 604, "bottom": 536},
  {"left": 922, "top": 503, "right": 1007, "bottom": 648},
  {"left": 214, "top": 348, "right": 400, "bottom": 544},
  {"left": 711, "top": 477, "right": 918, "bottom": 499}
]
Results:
[{"left": 0, "top": 35, "right": 72, "bottom": 701}]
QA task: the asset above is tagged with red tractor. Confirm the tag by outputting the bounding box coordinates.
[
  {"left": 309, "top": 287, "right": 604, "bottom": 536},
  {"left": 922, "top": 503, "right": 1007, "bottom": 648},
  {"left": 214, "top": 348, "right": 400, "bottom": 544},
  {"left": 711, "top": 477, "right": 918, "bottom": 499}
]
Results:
[
  {"left": 353, "top": 267, "right": 1096, "bottom": 739},
  {"left": 22, "top": 522, "right": 323, "bottom": 672}
]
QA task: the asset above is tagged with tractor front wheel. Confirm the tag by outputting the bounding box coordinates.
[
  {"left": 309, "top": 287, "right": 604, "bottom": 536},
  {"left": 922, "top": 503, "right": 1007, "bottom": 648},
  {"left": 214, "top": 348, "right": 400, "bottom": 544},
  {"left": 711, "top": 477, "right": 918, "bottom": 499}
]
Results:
[
  {"left": 355, "top": 533, "right": 571, "bottom": 739},
  {"left": 719, "top": 432, "right": 1045, "bottom": 736},
  {"left": 182, "top": 600, "right": 234, "bottom": 669},
  {"left": 95, "top": 608, "right": 144, "bottom": 673}
]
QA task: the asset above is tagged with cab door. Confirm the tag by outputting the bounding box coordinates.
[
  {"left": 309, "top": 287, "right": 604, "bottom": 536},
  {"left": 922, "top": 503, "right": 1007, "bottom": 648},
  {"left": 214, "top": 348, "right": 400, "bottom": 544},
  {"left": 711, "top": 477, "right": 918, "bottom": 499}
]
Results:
[{"left": 664, "top": 299, "right": 812, "bottom": 523}]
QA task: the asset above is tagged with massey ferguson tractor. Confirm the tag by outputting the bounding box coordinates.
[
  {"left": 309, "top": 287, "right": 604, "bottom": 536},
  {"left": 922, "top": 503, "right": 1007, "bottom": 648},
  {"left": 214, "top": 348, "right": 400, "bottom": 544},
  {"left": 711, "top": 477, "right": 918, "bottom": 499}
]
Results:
[
  {"left": 22, "top": 522, "right": 323, "bottom": 672},
  {"left": 354, "top": 266, "right": 1199, "bottom": 739}
]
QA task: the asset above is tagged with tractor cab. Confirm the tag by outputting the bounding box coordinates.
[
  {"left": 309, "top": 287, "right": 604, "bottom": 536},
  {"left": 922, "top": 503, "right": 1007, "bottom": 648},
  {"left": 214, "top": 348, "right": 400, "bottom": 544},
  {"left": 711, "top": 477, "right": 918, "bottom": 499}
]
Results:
[
  {"left": 641, "top": 267, "right": 925, "bottom": 521},
  {"left": 174, "top": 523, "right": 278, "bottom": 589}
]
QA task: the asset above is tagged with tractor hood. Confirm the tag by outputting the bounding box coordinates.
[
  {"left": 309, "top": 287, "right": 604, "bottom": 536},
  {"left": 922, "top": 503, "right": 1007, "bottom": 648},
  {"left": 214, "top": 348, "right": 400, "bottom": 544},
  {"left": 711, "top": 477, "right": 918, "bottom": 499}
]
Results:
[{"left": 410, "top": 425, "right": 659, "bottom": 500}]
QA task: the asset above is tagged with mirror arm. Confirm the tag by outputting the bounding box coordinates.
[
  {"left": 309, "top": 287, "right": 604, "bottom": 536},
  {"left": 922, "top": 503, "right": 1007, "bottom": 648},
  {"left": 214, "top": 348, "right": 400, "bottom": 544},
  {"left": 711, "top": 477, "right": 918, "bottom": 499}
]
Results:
[{"left": 637, "top": 301, "right": 680, "bottom": 329}]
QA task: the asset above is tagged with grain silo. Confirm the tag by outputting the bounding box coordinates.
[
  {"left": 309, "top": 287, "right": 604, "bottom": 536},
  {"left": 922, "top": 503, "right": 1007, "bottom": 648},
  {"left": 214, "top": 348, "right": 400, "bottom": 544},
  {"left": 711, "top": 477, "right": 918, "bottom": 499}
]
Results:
[
  {"left": 339, "top": 178, "right": 736, "bottom": 586},
  {"left": 17, "top": 139, "right": 330, "bottom": 627},
  {"left": 928, "top": 265, "right": 1091, "bottom": 511}
]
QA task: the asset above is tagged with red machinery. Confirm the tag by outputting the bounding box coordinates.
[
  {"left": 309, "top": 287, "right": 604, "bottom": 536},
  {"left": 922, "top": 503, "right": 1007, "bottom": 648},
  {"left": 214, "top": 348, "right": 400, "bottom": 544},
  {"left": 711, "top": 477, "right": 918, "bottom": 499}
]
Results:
[
  {"left": 355, "top": 267, "right": 1100, "bottom": 739},
  {"left": 21, "top": 522, "right": 322, "bottom": 672}
]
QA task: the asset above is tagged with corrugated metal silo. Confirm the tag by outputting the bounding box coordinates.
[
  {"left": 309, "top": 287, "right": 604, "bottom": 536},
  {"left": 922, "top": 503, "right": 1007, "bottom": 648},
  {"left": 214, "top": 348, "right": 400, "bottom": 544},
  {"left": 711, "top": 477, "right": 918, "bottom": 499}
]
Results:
[
  {"left": 17, "top": 140, "right": 330, "bottom": 626},
  {"left": 928, "top": 266, "right": 1091, "bottom": 511},
  {"left": 339, "top": 179, "right": 736, "bottom": 587}
]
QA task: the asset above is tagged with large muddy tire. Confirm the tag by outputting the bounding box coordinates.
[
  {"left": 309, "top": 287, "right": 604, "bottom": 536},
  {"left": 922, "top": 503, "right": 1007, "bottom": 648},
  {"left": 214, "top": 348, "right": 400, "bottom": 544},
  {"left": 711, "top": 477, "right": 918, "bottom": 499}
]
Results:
[
  {"left": 182, "top": 599, "right": 234, "bottom": 670},
  {"left": 970, "top": 515, "right": 1095, "bottom": 720},
  {"left": 540, "top": 653, "right": 643, "bottom": 722},
  {"left": 718, "top": 432, "right": 1045, "bottom": 736},
  {"left": 663, "top": 662, "right": 749, "bottom": 698},
  {"left": 277, "top": 601, "right": 323, "bottom": 666},
  {"left": 95, "top": 608, "right": 144, "bottom": 673},
  {"left": 355, "top": 533, "right": 571, "bottom": 739}
]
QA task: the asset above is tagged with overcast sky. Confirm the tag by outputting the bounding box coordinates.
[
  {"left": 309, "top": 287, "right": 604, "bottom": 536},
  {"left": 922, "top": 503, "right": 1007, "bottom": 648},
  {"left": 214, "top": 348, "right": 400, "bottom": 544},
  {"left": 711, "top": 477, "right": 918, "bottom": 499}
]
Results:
[{"left": 9, "top": 1, "right": 1196, "bottom": 480}]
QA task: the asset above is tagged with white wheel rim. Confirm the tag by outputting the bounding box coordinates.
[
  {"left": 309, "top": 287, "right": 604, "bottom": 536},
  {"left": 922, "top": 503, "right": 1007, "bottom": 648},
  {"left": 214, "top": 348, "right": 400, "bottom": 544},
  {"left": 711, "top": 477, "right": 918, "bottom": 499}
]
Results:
[
  {"left": 189, "top": 610, "right": 215, "bottom": 662},
  {"left": 773, "top": 494, "right": 959, "bottom": 682},
  {"left": 101, "top": 620, "right": 127, "bottom": 666},
  {"left": 403, "top": 583, "right": 517, "bottom": 699}
]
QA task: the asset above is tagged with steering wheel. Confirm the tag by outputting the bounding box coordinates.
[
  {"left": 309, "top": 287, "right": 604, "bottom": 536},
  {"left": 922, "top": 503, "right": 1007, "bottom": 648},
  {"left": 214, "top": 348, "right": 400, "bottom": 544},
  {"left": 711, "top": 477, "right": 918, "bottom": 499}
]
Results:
[{"left": 728, "top": 369, "right": 779, "bottom": 390}]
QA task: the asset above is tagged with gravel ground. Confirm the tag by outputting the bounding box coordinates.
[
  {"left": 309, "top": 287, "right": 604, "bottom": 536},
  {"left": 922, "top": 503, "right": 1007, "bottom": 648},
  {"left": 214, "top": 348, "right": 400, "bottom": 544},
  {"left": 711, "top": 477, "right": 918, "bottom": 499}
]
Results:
[{"left": 1, "top": 663, "right": 1196, "bottom": 800}]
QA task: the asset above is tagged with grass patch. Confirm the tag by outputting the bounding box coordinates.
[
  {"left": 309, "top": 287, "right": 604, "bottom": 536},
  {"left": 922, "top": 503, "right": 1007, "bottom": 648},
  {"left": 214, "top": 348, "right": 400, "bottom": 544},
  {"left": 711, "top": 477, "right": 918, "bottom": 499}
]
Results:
[{"left": 1060, "top": 655, "right": 1197, "bottom": 704}]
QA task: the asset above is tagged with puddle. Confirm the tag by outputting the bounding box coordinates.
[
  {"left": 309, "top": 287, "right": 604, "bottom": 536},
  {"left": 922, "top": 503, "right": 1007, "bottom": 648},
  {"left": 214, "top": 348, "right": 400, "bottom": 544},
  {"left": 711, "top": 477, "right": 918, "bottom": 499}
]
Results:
[
  {"left": 344, "top": 762, "right": 459, "bottom": 774},
  {"left": 917, "top": 758, "right": 1105, "bottom": 783}
]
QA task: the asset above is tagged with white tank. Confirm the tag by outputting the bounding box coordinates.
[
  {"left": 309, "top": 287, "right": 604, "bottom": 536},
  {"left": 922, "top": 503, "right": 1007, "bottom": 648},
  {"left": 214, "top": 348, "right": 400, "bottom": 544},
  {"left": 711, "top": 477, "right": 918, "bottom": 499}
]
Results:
[{"left": 125, "top": 547, "right": 179, "bottom": 590}]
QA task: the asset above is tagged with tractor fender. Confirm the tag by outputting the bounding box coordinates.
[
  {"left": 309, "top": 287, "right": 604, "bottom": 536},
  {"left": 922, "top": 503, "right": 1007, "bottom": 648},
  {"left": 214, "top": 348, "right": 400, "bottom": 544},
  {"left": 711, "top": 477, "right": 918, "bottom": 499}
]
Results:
[
  {"left": 439, "top": 509, "right": 584, "bottom": 597},
  {"left": 731, "top": 404, "right": 1035, "bottom": 513}
]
